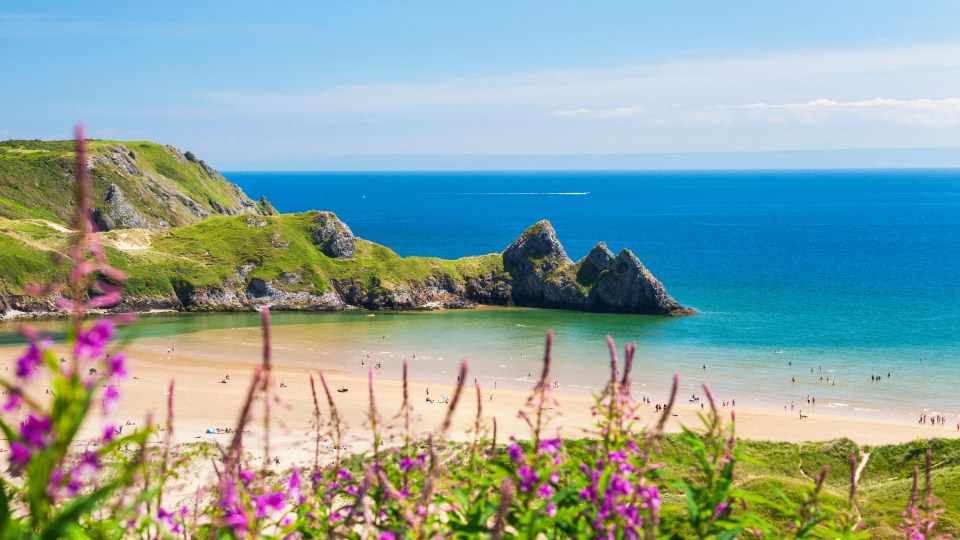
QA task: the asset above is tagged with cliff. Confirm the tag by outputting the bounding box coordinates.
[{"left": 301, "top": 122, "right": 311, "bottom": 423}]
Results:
[
  {"left": 503, "top": 220, "right": 691, "bottom": 315},
  {"left": 0, "top": 213, "right": 689, "bottom": 317},
  {"left": 0, "top": 140, "right": 689, "bottom": 317},
  {"left": 0, "top": 139, "right": 274, "bottom": 231}
]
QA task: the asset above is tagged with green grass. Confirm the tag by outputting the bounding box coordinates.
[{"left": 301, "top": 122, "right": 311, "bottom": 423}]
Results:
[
  {"left": 0, "top": 211, "right": 506, "bottom": 302},
  {"left": 0, "top": 139, "right": 268, "bottom": 228},
  {"left": 543, "top": 436, "right": 959, "bottom": 538}
]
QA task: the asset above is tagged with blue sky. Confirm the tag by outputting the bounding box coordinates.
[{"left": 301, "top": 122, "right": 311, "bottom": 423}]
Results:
[{"left": 2, "top": 1, "right": 960, "bottom": 169}]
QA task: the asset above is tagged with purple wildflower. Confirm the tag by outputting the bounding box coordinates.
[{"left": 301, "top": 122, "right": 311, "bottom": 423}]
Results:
[
  {"left": 9, "top": 442, "right": 30, "bottom": 467},
  {"left": 713, "top": 501, "right": 730, "bottom": 519},
  {"left": 75, "top": 319, "right": 115, "bottom": 359},
  {"left": 539, "top": 437, "right": 562, "bottom": 455},
  {"left": 288, "top": 467, "right": 304, "bottom": 503},
  {"left": 240, "top": 469, "right": 255, "bottom": 483},
  {"left": 102, "top": 424, "right": 116, "bottom": 443},
  {"left": 380, "top": 533, "right": 397, "bottom": 540},
  {"left": 253, "top": 490, "right": 285, "bottom": 518},
  {"left": 640, "top": 483, "right": 662, "bottom": 512},
  {"left": 102, "top": 384, "right": 120, "bottom": 413},
  {"left": 537, "top": 483, "right": 554, "bottom": 499},
  {"left": 508, "top": 443, "right": 524, "bottom": 463},
  {"left": 16, "top": 339, "right": 47, "bottom": 380},
  {"left": 20, "top": 414, "right": 53, "bottom": 447},
  {"left": 75, "top": 450, "right": 101, "bottom": 477},
  {"left": 517, "top": 464, "right": 538, "bottom": 492},
  {"left": 3, "top": 391, "right": 22, "bottom": 412},
  {"left": 607, "top": 450, "right": 628, "bottom": 463},
  {"left": 108, "top": 353, "right": 127, "bottom": 378}
]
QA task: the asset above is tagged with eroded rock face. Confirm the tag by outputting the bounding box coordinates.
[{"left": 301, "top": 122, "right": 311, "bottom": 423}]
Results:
[
  {"left": 502, "top": 221, "right": 691, "bottom": 315},
  {"left": 589, "top": 249, "right": 689, "bottom": 315},
  {"left": 502, "top": 220, "right": 573, "bottom": 306},
  {"left": 93, "top": 184, "right": 149, "bottom": 231},
  {"left": 310, "top": 211, "right": 356, "bottom": 258},
  {"left": 576, "top": 242, "right": 615, "bottom": 285}
]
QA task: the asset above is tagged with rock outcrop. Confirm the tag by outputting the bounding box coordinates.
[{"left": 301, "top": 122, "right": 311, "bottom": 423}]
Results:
[
  {"left": 93, "top": 184, "right": 150, "bottom": 230},
  {"left": 310, "top": 211, "right": 357, "bottom": 258},
  {"left": 0, "top": 203, "right": 689, "bottom": 318},
  {"left": 502, "top": 221, "right": 692, "bottom": 316}
]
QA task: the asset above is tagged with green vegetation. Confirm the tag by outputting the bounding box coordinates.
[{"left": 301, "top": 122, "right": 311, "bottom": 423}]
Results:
[
  {"left": 0, "top": 212, "right": 505, "bottom": 304},
  {"left": 0, "top": 139, "right": 269, "bottom": 229}
]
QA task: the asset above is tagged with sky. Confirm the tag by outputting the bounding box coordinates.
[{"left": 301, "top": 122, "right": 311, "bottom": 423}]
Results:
[{"left": 2, "top": 1, "right": 960, "bottom": 169}]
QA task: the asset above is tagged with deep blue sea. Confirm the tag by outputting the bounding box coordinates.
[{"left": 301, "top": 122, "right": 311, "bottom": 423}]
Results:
[{"left": 216, "top": 170, "right": 960, "bottom": 417}]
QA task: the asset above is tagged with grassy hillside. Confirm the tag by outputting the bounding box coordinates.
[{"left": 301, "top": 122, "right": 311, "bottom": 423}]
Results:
[
  {"left": 0, "top": 139, "right": 273, "bottom": 229},
  {"left": 558, "top": 436, "right": 960, "bottom": 538},
  {"left": 0, "top": 212, "right": 505, "bottom": 304}
]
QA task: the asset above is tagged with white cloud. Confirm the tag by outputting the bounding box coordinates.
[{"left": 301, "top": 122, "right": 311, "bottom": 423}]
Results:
[
  {"left": 195, "top": 42, "right": 960, "bottom": 120},
  {"left": 731, "top": 97, "right": 960, "bottom": 127},
  {"left": 551, "top": 105, "right": 646, "bottom": 118},
  {"left": 146, "top": 41, "right": 960, "bottom": 156},
  {"left": 549, "top": 97, "right": 960, "bottom": 128}
]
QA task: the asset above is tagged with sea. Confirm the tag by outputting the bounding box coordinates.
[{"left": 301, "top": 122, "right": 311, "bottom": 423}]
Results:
[{"left": 6, "top": 170, "right": 960, "bottom": 420}]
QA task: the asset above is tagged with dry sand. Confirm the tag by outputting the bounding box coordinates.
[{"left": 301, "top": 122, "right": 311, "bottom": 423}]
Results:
[{"left": 3, "top": 324, "right": 957, "bottom": 477}]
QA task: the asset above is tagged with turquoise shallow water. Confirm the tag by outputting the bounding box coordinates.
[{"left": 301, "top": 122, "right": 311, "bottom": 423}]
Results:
[{"left": 3, "top": 170, "right": 960, "bottom": 420}]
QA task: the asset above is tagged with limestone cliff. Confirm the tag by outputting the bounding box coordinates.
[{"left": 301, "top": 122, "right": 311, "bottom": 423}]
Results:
[
  {"left": 502, "top": 220, "right": 692, "bottom": 315},
  {"left": 0, "top": 139, "right": 275, "bottom": 231},
  {"left": 0, "top": 214, "right": 689, "bottom": 318}
]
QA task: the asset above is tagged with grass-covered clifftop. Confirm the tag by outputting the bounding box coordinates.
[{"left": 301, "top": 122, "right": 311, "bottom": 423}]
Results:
[
  {"left": 0, "top": 211, "right": 507, "bottom": 312},
  {"left": 0, "top": 139, "right": 274, "bottom": 229}
]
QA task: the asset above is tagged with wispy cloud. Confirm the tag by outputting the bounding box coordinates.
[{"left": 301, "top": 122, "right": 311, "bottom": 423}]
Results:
[
  {"left": 196, "top": 42, "right": 960, "bottom": 121},
  {"left": 732, "top": 97, "right": 960, "bottom": 127},
  {"left": 96, "top": 41, "right": 960, "bottom": 156},
  {"left": 551, "top": 105, "right": 646, "bottom": 118},
  {"left": 553, "top": 97, "right": 960, "bottom": 128}
]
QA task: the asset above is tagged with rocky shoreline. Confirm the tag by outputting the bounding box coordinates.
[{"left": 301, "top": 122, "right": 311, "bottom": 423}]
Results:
[{"left": 0, "top": 217, "right": 692, "bottom": 320}]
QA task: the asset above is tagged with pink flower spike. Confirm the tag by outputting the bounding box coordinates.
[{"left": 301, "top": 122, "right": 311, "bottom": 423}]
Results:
[
  {"left": 102, "top": 384, "right": 120, "bottom": 414},
  {"left": 76, "top": 319, "right": 116, "bottom": 359},
  {"left": 3, "top": 392, "right": 22, "bottom": 412},
  {"left": 15, "top": 340, "right": 45, "bottom": 380},
  {"left": 108, "top": 354, "right": 128, "bottom": 378}
]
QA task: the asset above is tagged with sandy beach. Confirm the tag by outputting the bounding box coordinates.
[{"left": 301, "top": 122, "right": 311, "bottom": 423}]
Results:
[{"left": 2, "top": 320, "right": 958, "bottom": 477}]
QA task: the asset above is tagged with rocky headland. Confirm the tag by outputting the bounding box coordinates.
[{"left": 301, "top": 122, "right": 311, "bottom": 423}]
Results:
[{"left": 0, "top": 139, "right": 691, "bottom": 319}]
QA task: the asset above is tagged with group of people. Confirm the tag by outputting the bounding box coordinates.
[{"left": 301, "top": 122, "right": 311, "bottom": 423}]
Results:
[{"left": 919, "top": 413, "right": 947, "bottom": 426}]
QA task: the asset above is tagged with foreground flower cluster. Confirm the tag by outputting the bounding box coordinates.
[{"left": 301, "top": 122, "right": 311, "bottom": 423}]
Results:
[{"left": 0, "top": 129, "right": 951, "bottom": 539}]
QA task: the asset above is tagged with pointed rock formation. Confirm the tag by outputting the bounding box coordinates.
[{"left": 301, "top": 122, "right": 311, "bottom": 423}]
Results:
[
  {"left": 589, "top": 248, "right": 689, "bottom": 314},
  {"left": 502, "top": 220, "right": 578, "bottom": 307},
  {"left": 502, "top": 221, "right": 691, "bottom": 315},
  {"left": 576, "top": 242, "right": 615, "bottom": 286}
]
